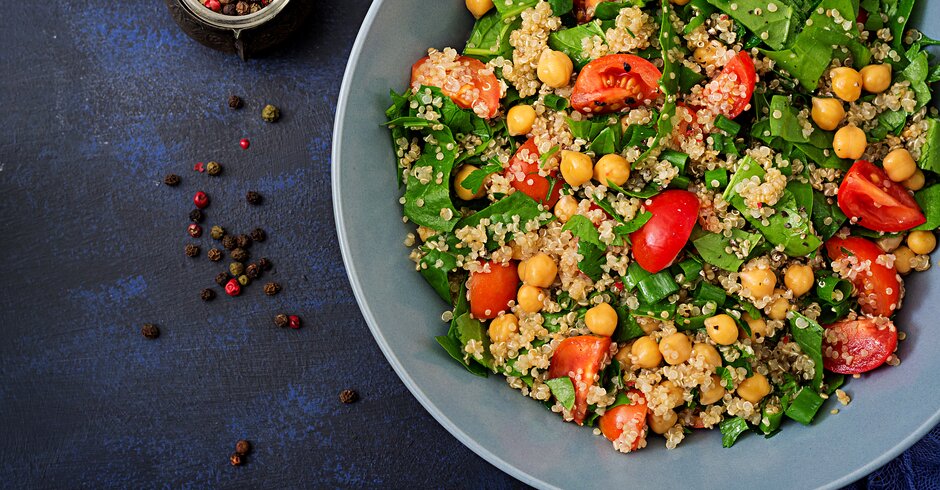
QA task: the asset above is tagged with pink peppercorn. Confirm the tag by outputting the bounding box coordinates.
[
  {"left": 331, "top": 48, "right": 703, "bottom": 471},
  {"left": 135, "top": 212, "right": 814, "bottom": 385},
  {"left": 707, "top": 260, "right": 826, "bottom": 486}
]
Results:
[
  {"left": 193, "top": 191, "right": 209, "bottom": 209},
  {"left": 288, "top": 315, "right": 301, "bottom": 329},
  {"left": 205, "top": 0, "right": 222, "bottom": 12},
  {"left": 239, "top": 138, "right": 250, "bottom": 150},
  {"left": 194, "top": 162, "right": 205, "bottom": 173},
  {"left": 225, "top": 279, "right": 241, "bottom": 297},
  {"left": 187, "top": 223, "right": 202, "bottom": 238}
]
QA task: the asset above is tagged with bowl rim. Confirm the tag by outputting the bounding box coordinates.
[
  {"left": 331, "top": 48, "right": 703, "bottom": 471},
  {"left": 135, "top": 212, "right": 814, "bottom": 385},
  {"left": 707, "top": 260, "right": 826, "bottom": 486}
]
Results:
[{"left": 331, "top": 1, "right": 940, "bottom": 487}]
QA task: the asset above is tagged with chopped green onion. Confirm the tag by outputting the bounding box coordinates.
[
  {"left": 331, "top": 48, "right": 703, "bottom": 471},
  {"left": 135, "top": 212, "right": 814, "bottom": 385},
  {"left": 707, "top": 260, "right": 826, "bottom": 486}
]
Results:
[
  {"left": 784, "top": 388, "right": 825, "bottom": 425},
  {"left": 637, "top": 271, "right": 680, "bottom": 304},
  {"left": 715, "top": 114, "right": 742, "bottom": 135}
]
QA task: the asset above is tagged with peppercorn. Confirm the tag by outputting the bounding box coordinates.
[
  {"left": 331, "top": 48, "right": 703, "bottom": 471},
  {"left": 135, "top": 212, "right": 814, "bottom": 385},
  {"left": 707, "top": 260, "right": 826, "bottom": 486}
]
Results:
[
  {"left": 239, "top": 138, "right": 250, "bottom": 150},
  {"left": 189, "top": 209, "right": 204, "bottom": 223},
  {"left": 164, "top": 174, "right": 181, "bottom": 186},
  {"left": 225, "top": 279, "right": 242, "bottom": 297},
  {"left": 231, "top": 248, "right": 248, "bottom": 262},
  {"left": 236, "top": 234, "right": 252, "bottom": 249},
  {"left": 188, "top": 223, "right": 203, "bottom": 238},
  {"left": 207, "top": 248, "right": 223, "bottom": 262},
  {"left": 258, "top": 257, "right": 272, "bottom": 271},
  {"left": 141, "top": 323, "right": 160, "bottom": 339},
  {"left": 194, "top": 162, "right": 205, "bottom": 173},
  {"left": 230, "top": 262, "right": 245, "bottom": 276},
  {"left": 238, "top": 275, "right": 250, "bottom": 286},
  {"left": 249, "top": 3, "right": 260, "bottom": 13},
  {"left": 230, "top": 453, "right": 243, "bottom": 466},
  {"left": 339, "top": 389, "right": 359, "bottom": 404},
  {"left": 263, "top": 282, "right": 281, "bottom": 296},
  {"left": 210, "top": 225, "right": 225, "bottom": 240},
  {"left": 215, "top": 271, "right": 231, "bottom": 286},
  {"left": 194, "top": 191, "right": 210, "bottom": 209},
  {"left": 274, "top": 314, "right": 289, "bottom": 328},
  {"left": 185, "top": 244, "right": 200, "bottom": 257},
  {"left": 261, "top": 104, "right": 280, "bottom": 123},
  {"left": 235, "top": 1, "right": 249, "bottom": 15},
  {"left": 201, "top": 288, "right": 216, "bottom": 301},
  {"left": 245, "top": 263, "right": 261, "bottom": 279},
  {"left": 246, "top": 191, "right": 263, "bottom": 205},
  {"left": 222, "top": 4, "right": 236, "bottom": 15},
  {"left": 222, "top": 235, "right": 237, "bottom": 250},
  {"left": 288, "top": 315, "right": 301, "bottom": 329},
  {"left": 228, "top": 95, "right": 242, "bottom": 109},
  {"left": 249, "top": 228, "right": 266, "bottom": 242},
  {"left": 207, "top": 161, "right": 222, "bottom": 176},
  {"left": 235, "top": 440, "right": 251, "bottom": 456}
]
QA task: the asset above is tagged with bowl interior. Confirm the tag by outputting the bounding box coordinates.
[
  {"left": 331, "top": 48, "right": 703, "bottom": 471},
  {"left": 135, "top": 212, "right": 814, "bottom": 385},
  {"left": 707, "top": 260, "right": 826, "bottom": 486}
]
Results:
[{"left": 333, "top": 2, "right": 940, "bottom": 488}]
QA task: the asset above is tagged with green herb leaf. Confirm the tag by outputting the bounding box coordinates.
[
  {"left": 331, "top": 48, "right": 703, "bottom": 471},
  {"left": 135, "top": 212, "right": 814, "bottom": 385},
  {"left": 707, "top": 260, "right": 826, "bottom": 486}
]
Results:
[
  {"left": 913, "top": 185, "right": 940, "bottom": 231},
  {"left": 419, "top": 247, "right": 457, "bottom": 302},
  {"left": 811, "top": 191, "right": 847, "bottom": 241},
  {"left": 576, "top": 241, "right": 606, "bottom": 281},
  {"left": 918, "top": 118, "right": 940, "bottom": 175},
  {"left": 545, "top": 376, "right": 577, "bottom": 410},
  {"left": 454, "top": 313, "right": 495, "bottom": 370},
  {"left": 693, "top": 229, "right": 764, "bottom": 272},
  {"left": 493, "top": 0, "right": 539, "bottom": 18},
  {"left": 614, "top": 305, "right": 647, "bottom": 342},
  {"left": 548, "top": 0, "right": 574, "bottom": 16},
  {"left": 435, "top": 335, "right": 489, "bottom": 377},
  {"left": 715, "top": 366, "right": 735, "bottom": 390},
  {"left": 464, "top": 10, "right": 519, "bottom": 61},
  {"left": 719, "top": 416, "right": 750, "bottom": 448},
  {"left": 658, "top": 0, "right": 681, "bottom": 95},
  {"left": 614, "top": 211, "right": 652, "bottom": 236},
  {"left": 563, "top": 214, "right": 606, "bottom": 249},
  {"left": 548, "top": 21, "right": 607, "bottom": 69},
  {"left": 788, "top": 312, "right": 825, "bottom": 392},
  {"left": 460, "top": 160, "right": 503, "bottom": 195}
]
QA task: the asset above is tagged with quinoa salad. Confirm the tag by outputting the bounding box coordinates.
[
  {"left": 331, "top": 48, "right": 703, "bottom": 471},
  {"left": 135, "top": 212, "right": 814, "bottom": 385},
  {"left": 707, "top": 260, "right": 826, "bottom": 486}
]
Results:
[{"left": 384, "top": 0, "right": 940, "bottom": 452}]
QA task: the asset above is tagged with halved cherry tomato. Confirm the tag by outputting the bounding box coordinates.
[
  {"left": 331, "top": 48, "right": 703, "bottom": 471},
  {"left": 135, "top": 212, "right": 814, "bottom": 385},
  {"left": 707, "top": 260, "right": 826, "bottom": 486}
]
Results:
[
  {"left": 825, "top": 236, "right": 901, "bottom": 317},
  {"left": 504, "top": 138, "right": 561, "bottom": 207},
  {"left": 571, "top": 54, "right": 662, "bottom": 115},
  {"left": 574, "top": 0, "right": 608, "bottom": 23},
  {"left": 547, "top": 335, "right": 612, "bottom": 425},
  {"left": 700, "top": 51, "right": 756, "bottom": 119},
  {"left": 630, "top": 190, "right": 700, "bottom": 273},
  {"left": 822, "top": 317, "right": 898, "bottom": 374},
  {"left": 599, "top": 391, "right": 648, "bottom": 451},
  {"left": 837, "top": 160, "right": 926, "bottom": 232},
  {"left": 468, "top": 260, "right": 518, "bottom": 319},
  {"left": 411, "top": 55, "right": 500, "bottom": 119}
]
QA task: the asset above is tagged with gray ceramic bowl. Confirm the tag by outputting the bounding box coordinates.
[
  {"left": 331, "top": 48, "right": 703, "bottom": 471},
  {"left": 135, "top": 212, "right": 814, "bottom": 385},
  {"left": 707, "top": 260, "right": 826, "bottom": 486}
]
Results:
[{"left": 333, "top": 2, "right": 940, "bottom": 488}]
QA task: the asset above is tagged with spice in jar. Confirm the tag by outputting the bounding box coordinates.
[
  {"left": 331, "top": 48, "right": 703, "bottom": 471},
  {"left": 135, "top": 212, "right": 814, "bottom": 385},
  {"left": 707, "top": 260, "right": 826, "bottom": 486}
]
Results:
[
  {"left": 339, "top": 389, "right": 359, "bottom": 404},
  {"left": 210, "top": 225, "right": 225, "bottom": 240},
  {"left": 189, "top": 209, "right": 204, "bottom": 223},
  {"left": 235, "top": 440, "right": 251, "bottom": 456},
  {"left": 246, "top": 191, "right": 263, "bottom": 205},
  {"left": 273, "top": 314, "right": 289, "bottom": 328},
  {"left": 236, "top": 234, "right": 252, "bottom": 249},
  {"left": 187, "top": 223, "right": 203, "bottom": 238},
  {"left": 263, "top": 282, "right": 281, "bottom": 296},
  {"left": 258, "top": 257, "right": 272, "bottom": 271},
  {"left": 237, "top": 275, "right": 250, "bottom": 286},
  {"left": 204, "top": 0, "right": 221, "bottom": 12},
  {"left": 230, "top": 262, "right": 245, "bottom": 276},
  {"left": 261, "top": 104, "right": 280, "bottom": 123},
  {"left": 215, "top": 271, "right": 231, "bottom": 286},
  {"left": 193, "top": 191, "right": 210, "bottom": 209},
  {"left": 185, "top": 244, "right": 200, "bottom": 257},
  {"left": 288, "top": 315, "right": 301, "bottom": 329},
  {"left": 222, "top": 235, "right": 237, "bottom": 250},
  {"left": 206, "top": 161, "right": 222, "bottom": 176},
  {"left": 141, "top": 323, "right": 160, "bottom": 339},
  {"left": 228, "top": 95, "right": 243, "bottom": 109},
  {"left": 225, "top": 279, "right": 242, "bottom": 297},
  {"left": 201, "top": 288, "right": 216, "bottom": 301},
  {"left": 164, "top": 174, "right": 181, "bottom": 186},
  {"left": 249, "top": 228, "right": 266, "bottom": 242},
  {"left": 207, "top": 248, "right": 223, "bottom": 262},
  {"left": 245, "top": 263, "right": 261, "bottom": 279},
  {"left": 231, "top": 248, "right": 248, "bottom": 262}
]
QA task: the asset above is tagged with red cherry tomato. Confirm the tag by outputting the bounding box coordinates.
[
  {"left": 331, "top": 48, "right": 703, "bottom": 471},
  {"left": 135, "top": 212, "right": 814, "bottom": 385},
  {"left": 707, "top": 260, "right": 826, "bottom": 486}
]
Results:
[
  {"left": 825, "top": 236, "right": 901, "bottom": 317},
  {"left": 468, "top": 260, "right": 518, "bottom": 320},
  {"left": 837, "top": 160, "right": 926, "bottom": 232},
  {"left": 571, "top": 54, "right": 662, "bottom": 115},
  {"left": 822, "top": 317, "right": 898, "bottom": 374},
  {"left": 574, "top": 0, "right": 609, "bottom": 23},
  {"left": 504, "top": 138, "right": 561, "bottom": 207},
  {"left": 599, "top": 392, "right": 648, "bottom": 451},
  {"left": 630, "top": 190, "right": 700, "bottom": 273},
  {"left": 411, "top": 55, "right": 500, "bottom": 119},
  {"left": 547, "top": 335, "right": 612, "bottom": 425},
  {"left": 701, "top": 51, "right": 756, "bottom": 119}
]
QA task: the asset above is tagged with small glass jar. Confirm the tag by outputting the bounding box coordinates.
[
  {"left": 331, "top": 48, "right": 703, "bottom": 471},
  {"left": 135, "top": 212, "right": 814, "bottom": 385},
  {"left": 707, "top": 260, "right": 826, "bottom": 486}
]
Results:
[{"left": 165, "top": 0, "right": 314, "bottom": 60}]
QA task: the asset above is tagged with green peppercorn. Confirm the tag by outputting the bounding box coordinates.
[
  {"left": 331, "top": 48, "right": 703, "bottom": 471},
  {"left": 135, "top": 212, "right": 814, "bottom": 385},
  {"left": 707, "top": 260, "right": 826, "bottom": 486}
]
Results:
[
  {"left": 230, "top": 262, "right": 245, "bottom": 276},
  {"left": 210, "top": 226, "right": 225, "bottom": 240},
  {"left": 261, "top": 104, "right": 280, "bottom": 123},
  {"left": 207, "top": 161, "right": 222, "bottom": 176},
  {"left": 238, "top": 275, "right": 250, "bottom": 286}
]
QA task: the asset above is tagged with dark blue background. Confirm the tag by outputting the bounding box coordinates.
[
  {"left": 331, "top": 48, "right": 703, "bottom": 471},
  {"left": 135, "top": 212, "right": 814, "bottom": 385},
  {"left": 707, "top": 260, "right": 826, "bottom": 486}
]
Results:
[{"left": 0, "top": 1, "right": 937, "bottom": 488}]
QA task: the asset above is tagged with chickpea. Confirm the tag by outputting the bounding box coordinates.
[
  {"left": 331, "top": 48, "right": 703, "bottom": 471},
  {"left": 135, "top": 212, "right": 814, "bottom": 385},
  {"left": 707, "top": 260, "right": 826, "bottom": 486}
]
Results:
[
  {"left": 631, "top": 336, "right": 663, "bottom": 369},
  {"left": 894, "top": 246, "right": 915, "bottom": 274},
  {"left": 784, "top": 264, "right": 815, "bottom": 297},
  {"left": 507, "top": 104, "right": 537, "bottom": 136},
  {"left": 488, "top": 313, "right": 518, "bottom": 343},
  {"left": 560, "top": 150, "right": 593, "bottom": 187},
  {"left": 517, "top": 259, "right": 528, "bottom": 281},
  {"left": 743, "top": 313, "right": 769, "bottom": 342},
  {"left": 454, "top": 164, "right": 485, "bottom": 201},
  {"left": 593, "top": 154, "right": 631, "bottom": 187},
  {"left": 691, "top": 342, "right": 722, "bottom": 370},
  {"left": 859, "top": 64, "right": 892, "bottom": 94},
  {"left": 659, "top": 380, "right": 685, "bottom": 408},
  {"left": 522, "top": 253, "right": 557, "bottom": 288},
  {"left": 693, "top": 40, "right": 721, "bottom": 65},
  {"left": 736, "top": 373, "right": 772, "bottom": 403},
  {"left": 648, "top": 410, "right": 679, "bottom": 435},
  {"left": 883, "top": 148, "right": 917, "bottom": 183},
  {"left": 553, "top": 195, "right": 579, "bottom": 223},
  {"left": 537, "top": 49, "right": 573, "bottom": 89},
  {"left": 903, "top": 169, "right": 926, "bottom": 191},
  {"left": 740, "top": 268, "right": 777, "bottom": 299},
  {"left": 908, "top": 230, "right": 937, "bottom": 255},
  {"left": 833, "top": 125, "right": 867, "bottom": 160},
  {"left": 699, "top": 375, "right": 726, "bottom": 405},
  {"left": 704, "top": 314, "right": 739, "bottom": 345},
  {"left": 877, "top": 235, "right": 904, "bottom": 253},
  {"left": 615, "top": 343, "right": 633, "bottom": 367},
  {"left": 830, "top": 67, "right": 863, "bottom": 102},
  {"left": 465, "top": 0, "right": 494, "bottom": 18},
  {"left": 810, "top": 97, "right": 845, "bottom": 131},
  {"left": 767, "top": 295, "right": 791, "bottom": 321},
  {"left": 585, "top": 303, "right": 618, "bottom": 337},
  {"left": 517, "top": 285, "right": 544, "bottom": 313},
  {"left": 659, "top": 332, "right": 693, "bottom": 365}
]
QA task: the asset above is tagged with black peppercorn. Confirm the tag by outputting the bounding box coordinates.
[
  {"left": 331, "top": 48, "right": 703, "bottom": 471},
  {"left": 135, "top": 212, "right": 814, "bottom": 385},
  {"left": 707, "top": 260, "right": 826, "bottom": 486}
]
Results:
[
  {"left": 235, "top": 1, "right": 249, "bottom": 15},
  {"left": 222, "top": 4, "right": 237, "bottom": 15},
  {"left": 339, "top": 389, "right": 359, "bottom": 404},
  {"left": 222, "top": 235, "right": 237, "bottom": 250},
  {"left": 207, "top": 248, "right": 223, "bottom": 262},
  {"left": 200, "top": 288, "right": 216, "bottom": 301},
  {"left": 164, "top": 174, "right": 181, "bottom": 186},
  {"left": 235, "top": 440, "right": 251, "bottom": 456},
  {"left": 210, "top": 225, "right": 225, "bottom": 240},
  {"left": 215, "top": 271, "right": 231, "bottom": 286},
  {"left": 274, "top": 314, "right": 289, "bottom": 328},
  {"left": 207, "top": 161, "right": 222, "bottom": 176},
  {"left": 249, "top": 228, "right": 266, "bottom": 242},
  {"left": 185, "top": 244, "right": 200, "bottom": 257},
  {"left": 231, "top": 248, "right": 248, "bottom": 262},
  {"left": 245, "top": 263, "right": 261, "bottom": 279},
  {"left": 189, "top": 209, "right": 204, "bottom": 223},
  {"left": 246, "top": 191, "right": 263, "bottom": 205},
  {"left": 258, "top": 257, "right": 272, "bottom": 271},
  {"left": 236, "top": 234, "right": 252, "bottom": 249},
  {"left": 141, "top": 323, "right": 160, "bottom": 339},
  {"left": 230, "top": 262, "right": 245, "bottom": 276},
  {"left": 261, "top": 104, "right": 280, "bottom": 123},
  {"left": 230, "top": 453, "right": 243, "bottom": 466},
  {"left": 263, "top": 282, "right": 281, "bottom": 296},
  {"left": 228, "top": 95, "right": 242, "bottom": 109}
]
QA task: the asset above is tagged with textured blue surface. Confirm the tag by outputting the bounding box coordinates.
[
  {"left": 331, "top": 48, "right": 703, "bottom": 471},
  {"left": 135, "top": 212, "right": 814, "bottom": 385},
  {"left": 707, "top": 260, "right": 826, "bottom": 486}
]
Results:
[{"left": 0, "top": 0, "right": 935, "bottom": 488}]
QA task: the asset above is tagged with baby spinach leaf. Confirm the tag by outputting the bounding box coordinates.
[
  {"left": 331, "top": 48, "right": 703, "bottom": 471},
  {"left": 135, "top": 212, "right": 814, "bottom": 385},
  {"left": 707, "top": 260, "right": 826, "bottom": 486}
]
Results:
[
  {"left": 454, "top": 313, "right": 495, "bottom": 370},
  {"left": 435, "top": 335, "right": 489, "bottom": 377},
  {"left": 457, "top": 191, "right": 546, "bottom": 230},
  {"left": 705, "top": 0, "right": 796, "bottom": 50},
  {"left": 548, "top": 0, "right": 574, "bottom": 16},
  {"left": 719, "top": 416, "right": 750, "bottom": 448},
  {"left": 913, "top": 185, "right": 940, "bottom": 231},
  {"left": 464, "top": 10, "right": 519, "bottom": 61},
  {"left": 658, "top": 0, "right": 681, "bottom": 95},
  {"left": 589, "top": 126, "right": 621, "bottom": 155},
  {"left": 614, "top": 306, "right": 647, "bottom": 341},
  {"left": 917, "top": 118, "right": 940, "bottom": 175},
  {"left": 419, "top": 247, "right": 457, "bottom": 302},
  {"left": 693, "top": 229, "right": 764, "bottom": 272},
  {"left": 546, "top": 376, "right": 577, "bottom": 410},
  {"left": 567, "top": 117, "right": 609, "bottom": 141},
  {"left": 900, "top": 48, "right": 931, "bottom": 110},
  {"left": 404, "top": 128, "right": 460, "bottom": 232},
  {"left": 494, "top": 0, "right": 539, "bottom": 18},
  {"left": 788, "top": 312, "right": 824, "bottom": 392},
  {"left": 715, "top": 366, "right": 735, "bottom": 390},
  {"left": 811, "top": 191, "right": 847, "bottom": 241},
  {"left": 869, "top": 110, "right": 908, "bottom": 142},
  {"left": 549, "top": 21, "right": 607, "bottom": 69}
]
